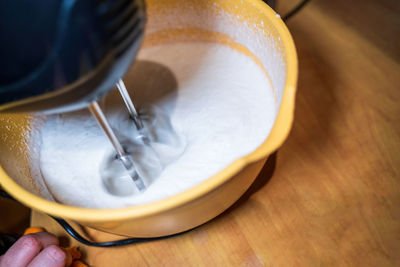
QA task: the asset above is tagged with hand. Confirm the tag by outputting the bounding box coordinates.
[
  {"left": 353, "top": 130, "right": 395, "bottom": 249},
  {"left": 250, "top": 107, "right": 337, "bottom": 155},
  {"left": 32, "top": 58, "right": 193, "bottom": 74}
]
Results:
[{"left": 0, "top": 232, "right": 68, "bottom": 267}]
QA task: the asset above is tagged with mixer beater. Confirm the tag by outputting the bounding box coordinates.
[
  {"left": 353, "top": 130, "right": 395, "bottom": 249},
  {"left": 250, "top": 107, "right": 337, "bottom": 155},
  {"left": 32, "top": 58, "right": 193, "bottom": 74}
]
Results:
[{"left": 89, "top": 79, "right": 152, "bottom": 193}]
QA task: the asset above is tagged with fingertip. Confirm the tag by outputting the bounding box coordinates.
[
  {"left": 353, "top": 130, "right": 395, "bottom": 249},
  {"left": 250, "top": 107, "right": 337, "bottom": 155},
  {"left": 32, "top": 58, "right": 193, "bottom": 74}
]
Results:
[
  {"left": 31, "top": 232, "right": 60, "bottom": 246},
  {"left": 20, "top": 234, "right": 42, "bottom": 251},
  {"left": 28, "top": 245, "right": 67, "bottom": 267},
  {"left": 47, "top": 245, "right": 67, "bottom": 262}
]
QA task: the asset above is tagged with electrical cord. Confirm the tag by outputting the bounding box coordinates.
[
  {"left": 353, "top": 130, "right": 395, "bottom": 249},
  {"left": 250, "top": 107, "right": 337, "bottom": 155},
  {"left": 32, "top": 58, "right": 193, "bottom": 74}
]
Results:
[
  {"left": 263, "top": 0, "right": 311, "bottom": 21},
  {"left": 0, "top": 189, "right": 193, "bottom": 247},
  {"left": 0, "top": 189, "right": 12, "bottom": 200},
  {"left": 282, "top": 0, "right": 311, "bottom": 21},
  {"left": 51, "top": 216, "right": 195, "bottom": 247}
]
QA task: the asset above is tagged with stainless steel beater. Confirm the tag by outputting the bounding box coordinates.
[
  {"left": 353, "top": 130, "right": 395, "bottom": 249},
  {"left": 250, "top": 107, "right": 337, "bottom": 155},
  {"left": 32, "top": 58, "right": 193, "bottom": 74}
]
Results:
[{"left": 89, "top": 80, "right": 147, "bottom": 192}]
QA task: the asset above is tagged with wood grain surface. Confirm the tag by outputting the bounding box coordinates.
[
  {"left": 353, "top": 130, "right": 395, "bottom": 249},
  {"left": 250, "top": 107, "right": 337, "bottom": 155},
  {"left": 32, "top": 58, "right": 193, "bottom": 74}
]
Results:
[{"left": 31, "top": 0, "right": 400, "bottom": 266}]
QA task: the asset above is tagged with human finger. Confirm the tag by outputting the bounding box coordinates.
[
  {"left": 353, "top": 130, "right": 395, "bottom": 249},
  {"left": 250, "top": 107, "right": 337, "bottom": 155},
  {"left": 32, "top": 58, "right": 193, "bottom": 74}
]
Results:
[
  {"left": 27, "top": 245, "right": 66, "bottom": 267},
  {"left": 0, "top": 232, "right": 59, "bottom": 267}
]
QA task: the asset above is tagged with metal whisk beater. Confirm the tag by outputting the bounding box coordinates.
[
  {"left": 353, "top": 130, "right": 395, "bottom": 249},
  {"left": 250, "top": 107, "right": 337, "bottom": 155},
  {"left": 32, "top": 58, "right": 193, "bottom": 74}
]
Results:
[{"left": 89, "top": 79, "right": 147, "bottom": 192}]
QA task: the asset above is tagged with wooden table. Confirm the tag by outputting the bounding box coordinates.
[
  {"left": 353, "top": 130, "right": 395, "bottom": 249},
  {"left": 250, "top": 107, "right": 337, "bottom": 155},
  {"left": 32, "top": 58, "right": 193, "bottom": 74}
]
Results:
[{"left": 32, "top": 0, "right": 400, "bottom": 265}]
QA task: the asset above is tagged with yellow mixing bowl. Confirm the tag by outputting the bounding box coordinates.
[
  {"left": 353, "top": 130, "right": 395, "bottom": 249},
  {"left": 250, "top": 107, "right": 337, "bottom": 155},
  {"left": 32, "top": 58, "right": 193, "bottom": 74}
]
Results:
[{"left": 0, "top": 0, "right": 297, "bottom": 237}]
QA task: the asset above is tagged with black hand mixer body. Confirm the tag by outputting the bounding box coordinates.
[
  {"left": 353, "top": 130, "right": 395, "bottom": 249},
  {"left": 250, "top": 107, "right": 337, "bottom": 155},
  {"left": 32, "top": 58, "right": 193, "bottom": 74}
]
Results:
[
  {"left": 0, "top": 0, "right": 151, "bottom": 191},
  {"left": 0, "top": 0, "right": 146, "bottom": 114}
]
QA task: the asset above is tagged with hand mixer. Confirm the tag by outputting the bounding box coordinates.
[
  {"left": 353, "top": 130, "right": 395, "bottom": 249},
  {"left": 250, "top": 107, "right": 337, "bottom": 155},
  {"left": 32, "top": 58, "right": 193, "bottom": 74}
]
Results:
[{"left": 0, "top": 0, "right": 150, "bottom": 192}]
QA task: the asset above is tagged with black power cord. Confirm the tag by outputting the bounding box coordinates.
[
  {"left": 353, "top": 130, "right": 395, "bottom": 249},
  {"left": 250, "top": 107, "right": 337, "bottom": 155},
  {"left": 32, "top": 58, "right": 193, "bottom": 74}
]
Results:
[
  {"left": 263, "top": 0, "right": 311, "bottom": 21},
  {"left": 282, "top": 0, "right": 311, "bottom": 21},
  {"left": 0, "top": 189, "right": 193, "bottom": 247},
  {"left": 51, "top": 216, "right": 196, "bottom": 247},
  {"left": 0, "top": 189, "right": 12, "bottom": 200}
]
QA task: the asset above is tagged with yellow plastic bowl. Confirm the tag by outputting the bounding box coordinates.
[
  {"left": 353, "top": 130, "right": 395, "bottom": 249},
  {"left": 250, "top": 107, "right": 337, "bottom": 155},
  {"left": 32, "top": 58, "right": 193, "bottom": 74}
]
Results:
[{"left": 0, "top": 0, "right": 297, "bottom": 237}]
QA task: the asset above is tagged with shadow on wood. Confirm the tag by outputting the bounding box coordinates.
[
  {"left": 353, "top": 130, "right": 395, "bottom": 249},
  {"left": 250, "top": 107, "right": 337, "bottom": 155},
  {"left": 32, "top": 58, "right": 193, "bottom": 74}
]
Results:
[{"left": 217, "top": 152, "right": 277, "bottom": 218}]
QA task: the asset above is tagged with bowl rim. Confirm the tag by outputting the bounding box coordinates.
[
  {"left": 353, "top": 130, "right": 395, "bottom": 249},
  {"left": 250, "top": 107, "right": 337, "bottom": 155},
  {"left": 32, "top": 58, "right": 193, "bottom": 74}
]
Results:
[{"left": 0, "top": 0, "right": 298, "bottom": 222}]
